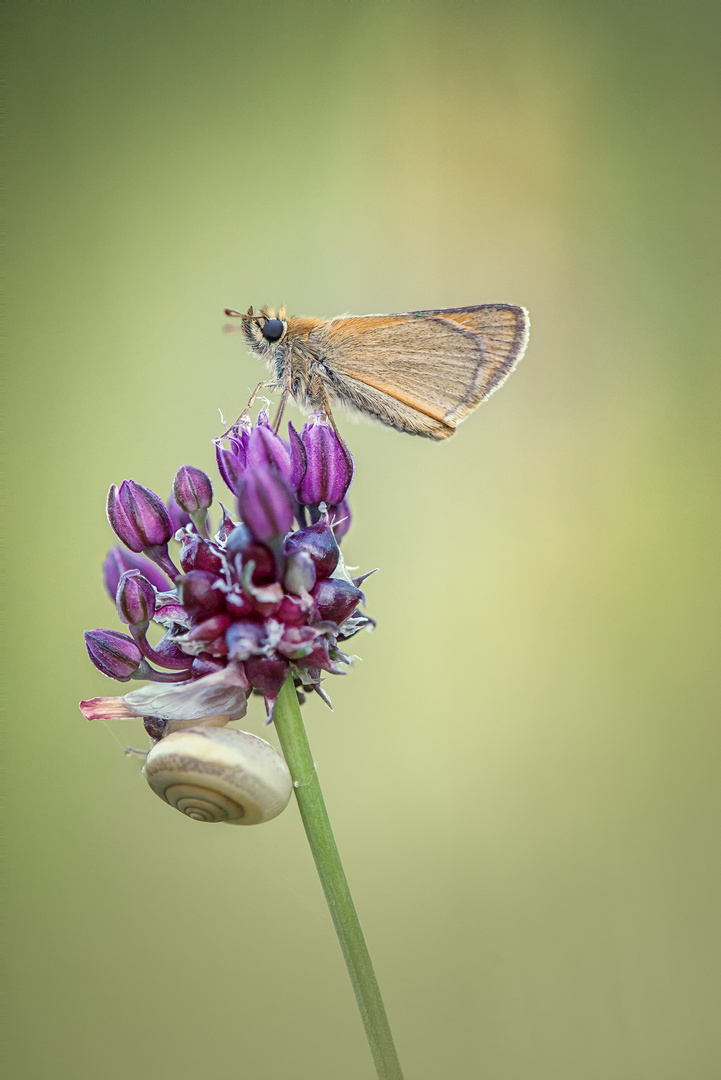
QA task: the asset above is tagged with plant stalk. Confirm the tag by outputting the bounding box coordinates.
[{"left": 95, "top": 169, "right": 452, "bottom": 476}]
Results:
[{"left": 273, "top": 674, "right": 404, "bottom": 1080}]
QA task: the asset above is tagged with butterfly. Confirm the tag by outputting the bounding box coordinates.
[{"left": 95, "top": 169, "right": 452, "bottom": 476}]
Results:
[{"left": 225, "top": 303, "right": 529, "bottom": 439}]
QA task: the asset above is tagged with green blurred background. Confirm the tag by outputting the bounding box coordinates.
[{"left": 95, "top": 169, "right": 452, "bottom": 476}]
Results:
[{"left": 6, "top": 2, "right": 720, "bottom": 1078}]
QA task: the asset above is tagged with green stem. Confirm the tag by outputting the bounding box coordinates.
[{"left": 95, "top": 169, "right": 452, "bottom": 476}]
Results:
[{"left": 273, "top": 675, "right": 404, "bottom": 1080}]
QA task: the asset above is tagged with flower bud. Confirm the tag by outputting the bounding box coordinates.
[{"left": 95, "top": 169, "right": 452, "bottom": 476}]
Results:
[
  {"left": 183, "top": 613, "right": 231, "bottom": 647},
  {"left": 284, "top": 550, "right": 316, "bottom": 595},
  {"left": 244, "top": 655, "right": 289, "bottom": 705},
  {"left": 298, "top": 416, "right": 353, "bottom": 506},
  {"left": 215, "top": 444, "right": 244, "bottom": 495},
  {"left": 179, "top": 533, "right": 224, "bottom": 574},
  {"left": 214, "top": 420, "right": 250, "bottom": 495},
  {"left": 191, "top": 654, "right": 228, "bottom": 679},
  {"left": 115, "top": 570, "right": 156, "bottom": 627},
  {"left": 103, "top": 546, "right": 168, "bottom": 600},
  {"left": 153, "top": 592, "right": 188, "bottom": 625},
  {"left": 225, "top": 589, "right": 254, "bottom": 619},
  {"left": 247, "top": 413, "right": 292, "bottom": 480},
  {"left": 216, "top": 503, "right": 237, "bottom": 542},
  {"left": 237, "top": 464, "right": 294, "bottom": 543},
  {"left": 276, "top": 594, "right": 310, "bottom": 626},
  {"left": 284, "top": 518, "right": 339, "bottom": 579},
  {"left": 226, "top": 620, "right": 267, "bottom": 661},
  {"left": 226, "top": 525, "right": 276, "bottom": 585},
  {"left": 176, "top": 570, "right": 225, "bottom": 620},
  {"left": 276, "top": 625, "right": 319, "bottom": 660},
  {"left": 173, "top": 465, "right": 213, "bottom": 514},
  {"left": 299, "top": 637, "right": 336, "bottom": 673},
  {"left": 84, "top": 629, "right": 144, "bottom": 681},
  {"left": 287, "top": 422, "right": 308, "bottom": 491},
  {"left": 107, "top": 480, "right": 172, "bottom": 552},
  {"left": 312, "top": 579, "right": 364, "bottom": 625}
]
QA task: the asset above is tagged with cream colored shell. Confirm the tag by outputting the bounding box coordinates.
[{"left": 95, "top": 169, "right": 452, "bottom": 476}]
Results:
[{"left": 144, "top": 727, "right": 293, "bottom": 825}]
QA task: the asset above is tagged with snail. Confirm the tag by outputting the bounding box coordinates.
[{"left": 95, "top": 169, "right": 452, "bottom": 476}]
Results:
[{"left": 143, "top": 726, "right": 293, "bottom": 825}]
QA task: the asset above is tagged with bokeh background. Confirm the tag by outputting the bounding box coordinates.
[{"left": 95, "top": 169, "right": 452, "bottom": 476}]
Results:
[{"left": 6, "top": 2, "right": 720, "bottom": 1078}]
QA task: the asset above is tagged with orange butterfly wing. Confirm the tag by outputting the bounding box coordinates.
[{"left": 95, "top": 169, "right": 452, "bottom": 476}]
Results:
[{"left": 309, "top": 305, "right": 528, "bottom": 437}]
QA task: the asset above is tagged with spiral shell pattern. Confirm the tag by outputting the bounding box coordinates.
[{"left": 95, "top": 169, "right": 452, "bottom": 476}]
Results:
[{"left": 144, "top": 726, "right": 293, "bottom": 825}]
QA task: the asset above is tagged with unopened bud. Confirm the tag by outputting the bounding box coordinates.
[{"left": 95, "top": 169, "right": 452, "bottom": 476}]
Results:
[
  {"left": 115, "top": 570, "right": 156, "bottom": 627},
  {"left": 84, "top": 629, "right": 144, "bottom": 681}
]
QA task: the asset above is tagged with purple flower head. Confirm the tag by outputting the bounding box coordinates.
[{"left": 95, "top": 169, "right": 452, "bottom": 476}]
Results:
[
  {"left": 103, "top": 547, "right": 169, "bottom": 600},
  {"left": 173, "top": 465, "right": 213, "bottom": 515},
  {"left": 82, "top": 411, "right": 373, "bottom": 726},
  {"left": 298, "top": 415, "right": 354, "bottom": 507}
]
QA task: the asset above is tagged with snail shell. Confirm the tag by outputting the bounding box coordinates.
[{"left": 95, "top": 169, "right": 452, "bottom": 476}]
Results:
[{"left": 144, "top": 727, "right": 293, "bottom": 825}]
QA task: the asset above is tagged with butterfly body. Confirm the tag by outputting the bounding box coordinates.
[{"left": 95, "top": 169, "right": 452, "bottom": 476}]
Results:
[{"left": 228, "top": 304, "right": 530, "bottom": 439}]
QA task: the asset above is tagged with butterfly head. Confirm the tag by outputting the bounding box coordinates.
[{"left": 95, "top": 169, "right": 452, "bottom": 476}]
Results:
[{"left": 225, "top": 305, "right": 288, "bottom": 355}]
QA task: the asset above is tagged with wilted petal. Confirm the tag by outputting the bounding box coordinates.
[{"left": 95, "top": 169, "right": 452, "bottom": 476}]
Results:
[{"left": 108, "top": 664, "right": 249, "bottom": 722}]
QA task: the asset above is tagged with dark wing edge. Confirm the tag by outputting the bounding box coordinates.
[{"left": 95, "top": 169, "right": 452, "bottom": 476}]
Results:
[{"left": 412, "top": 305, "right": 530, "bottom": 423}]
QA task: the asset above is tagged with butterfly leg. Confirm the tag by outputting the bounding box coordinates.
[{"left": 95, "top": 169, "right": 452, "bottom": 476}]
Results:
[
  {"left": 217, "top": 381, "right": 274, "bottom": 439},
  {"left": 272, "top": 364, "right": 297, "bottom": 432},
  {"left": 272, "top": 387, "right": 291, "bottom": 433},
  {"left": 246, "top": 380, "right": 274, "bottom": 411},
  {"left": 319, "top": 389, "right": 341, "bottom": 438}
]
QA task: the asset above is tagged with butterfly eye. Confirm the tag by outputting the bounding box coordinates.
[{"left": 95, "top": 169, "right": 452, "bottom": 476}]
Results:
[{"left": 261, "top": 319, "right": 284, "bottom": 342}]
